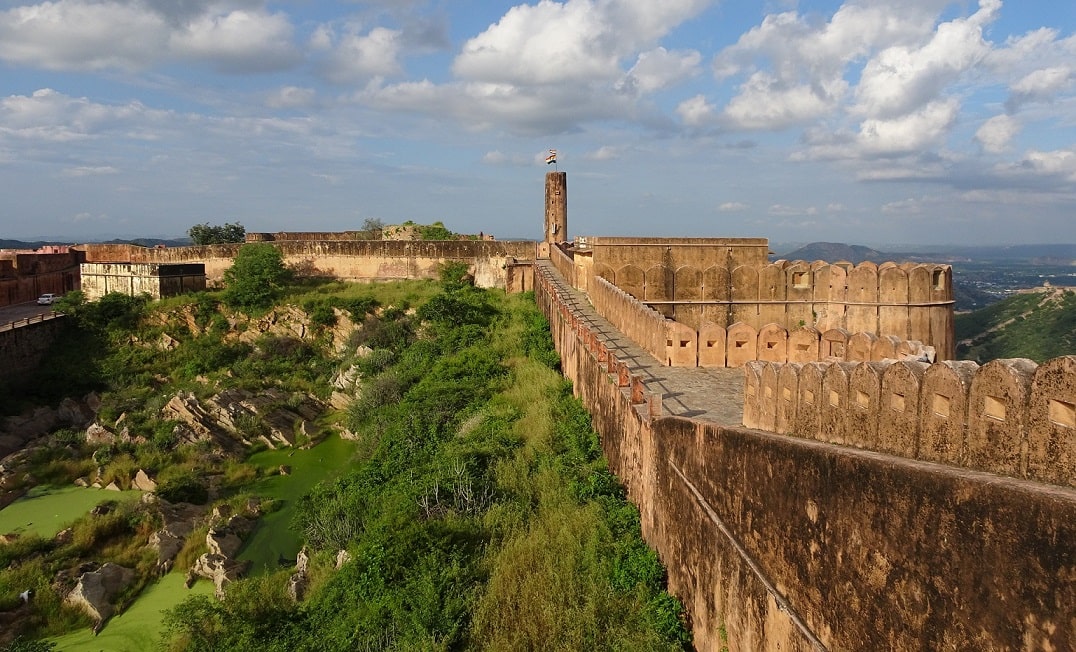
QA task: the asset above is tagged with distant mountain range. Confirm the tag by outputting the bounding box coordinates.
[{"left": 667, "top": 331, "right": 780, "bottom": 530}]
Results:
[
  {"left": 0, "top": 237, "right": 191, "bottom": 250},
  {"left": 774, "top": 242, "right": 1076, "bottom": 264}
]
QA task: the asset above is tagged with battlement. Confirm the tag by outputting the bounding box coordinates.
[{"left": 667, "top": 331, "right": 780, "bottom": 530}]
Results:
[{"left": 744, "top": 356, "right": 1076, "bottom": 488}]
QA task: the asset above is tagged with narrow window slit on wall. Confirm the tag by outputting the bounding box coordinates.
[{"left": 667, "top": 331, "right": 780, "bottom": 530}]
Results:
[
  {"left": 933, "top": 393, "right": 951, "bottom": 418},
  {"left": 984, "top": 395, "right": 1006, "bottom": 422},
  {"left": 804, "top": 390, "right": 815, "bottom": 405},
  {"left": 829, "top": 391, "right": 840, "bottom": 407},
  {"left": 932, "top": 269, "right": 944, "bottom": 290},
  {"left": 680, "top": 340, "right": 690, "bottom": 348},
  {"left": 890, "top": 392, "right": 906, "bottom": 413},
  {"left": 736, "top": 340, "right": 748, "bottom": 348},
  {"left": 782, "top": 388, "right": 792, "bottom": 401},
  {"left": 1049, "top": 399, "right": 1076, "bottom": 429},
  {"left": 766, "top": 341, "right": 778, "bottom": 350},
  {"left": 707, "top": 340, "right": 718, "bottom": 348},
  {"left": 765, "top": 387, "right": 773, "bottom": 399},
  {"left": 796, "top": 344, "right": 810, "bottom": 352},
  {"left": 855, "top": 390, "right": 870, "bottom": 409},
  {"left": 792, "top": 271, "right": 810, "bottom": 289}
]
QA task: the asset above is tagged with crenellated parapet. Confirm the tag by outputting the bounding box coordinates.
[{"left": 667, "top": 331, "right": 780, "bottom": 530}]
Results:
[
  {"left": 744, "top": 356, "right": 1076, "bottom": 488},
  {"left": 586, "top": 256, "right": 954, "bottom": 359}
]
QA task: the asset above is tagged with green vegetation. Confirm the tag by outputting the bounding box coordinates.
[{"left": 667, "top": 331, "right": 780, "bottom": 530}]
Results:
[
  {"left": 188, "top": 222, "right": 246, "bottom": 245},
  {"left": 2, "top": 266, "right": 688, "bottom": 650},
  {"left": 160, "top": 277, "right": 689, "bottom": 650},
  {"left": 956, "top": 288, "right": 1076, "bottom": 362},
  {"left": 223, "top": 243, "right": 294, "bottom": 312}
]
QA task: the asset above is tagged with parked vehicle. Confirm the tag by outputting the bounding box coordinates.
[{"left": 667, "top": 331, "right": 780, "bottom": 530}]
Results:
[{"left": 37, "top": 293, "right": 56, "bottom": 305}]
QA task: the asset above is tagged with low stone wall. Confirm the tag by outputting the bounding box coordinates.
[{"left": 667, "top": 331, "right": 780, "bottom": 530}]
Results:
[
  {"left": 535, "top": 261, "right": 1076, "bottom": 651},
  {"left": 744, "top": 357, "right": 1076, "bottom": 488}
]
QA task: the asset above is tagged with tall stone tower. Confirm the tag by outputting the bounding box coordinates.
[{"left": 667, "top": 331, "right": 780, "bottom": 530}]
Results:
[{"left": 544, "top": 171, "right": 567, "bottom": 244}]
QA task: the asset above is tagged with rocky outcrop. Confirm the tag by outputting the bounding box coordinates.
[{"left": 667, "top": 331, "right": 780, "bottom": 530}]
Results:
[
  {"left": 185, "top": 553, "right": 251, "bottom": 600},
  {"left": 287, "top": 546, "right": 310, "bottom": 602},
  {"left": 131, "top": 469, "right": 157, "bottom": 492},
  {"left": 147, "top": 497, "right": 208, "bottom": 575},
  {"left": 64, "top": 562, "right": 135, "bottom": 632},
  {"left": 0, "top": 393, "right": 99, "bottom": 458},
  {"left": 184, "top": 509, "right": 257, "bottom": 598},
  {"left": 162, "top": 388, "right": 323, "bottom": 451}
]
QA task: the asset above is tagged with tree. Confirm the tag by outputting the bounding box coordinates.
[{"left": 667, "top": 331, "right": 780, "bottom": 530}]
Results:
[
  {"left": 222, "top": 243, "right": 293, "bottom": 311},
  {"left": 361, "top": 218, "right": 384, "bottom": 240},
  {"left": 189, "top": 222, "right": 246, "bottom": 245}
]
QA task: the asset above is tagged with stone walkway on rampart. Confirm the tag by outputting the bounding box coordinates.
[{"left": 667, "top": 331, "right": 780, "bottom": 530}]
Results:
[{"left": 538, "top": 260, "right": 744, "bottom": 427}]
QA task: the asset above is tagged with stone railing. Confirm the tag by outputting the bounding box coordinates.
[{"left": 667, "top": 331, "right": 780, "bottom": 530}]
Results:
[{"left": 743, "top": 356, "right": 1076, "bottom": 488}]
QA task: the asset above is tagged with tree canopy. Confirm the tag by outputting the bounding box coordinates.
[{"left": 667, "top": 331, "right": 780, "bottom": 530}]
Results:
[
  {"left": 222, "top": 243, "right": 292, "bottom": 311},
  {"left": 189, "top": 222, "right": 246, "bottom": 245}
]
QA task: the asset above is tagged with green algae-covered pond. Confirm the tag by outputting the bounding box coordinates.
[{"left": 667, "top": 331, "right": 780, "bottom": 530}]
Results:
[
  {"left": 238, "top": 433, "right": 358, "bottom": 573},
  {"left": 49, "top": 571, "right": 215, "bottom": 651},
  {"left": 0, "top": 434, "right": 358, "bottom": 650},
  {"left": 0, "top": 485, "right": 142, "bottom": 539}
]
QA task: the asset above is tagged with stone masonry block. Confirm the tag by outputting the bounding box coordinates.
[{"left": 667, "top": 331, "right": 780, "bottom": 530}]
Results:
[{"left": 967, "top": 358, "right": 1037, "bottom": 479}]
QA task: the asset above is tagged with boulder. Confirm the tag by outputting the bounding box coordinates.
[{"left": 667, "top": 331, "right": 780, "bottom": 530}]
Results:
[
  {"left": 85, "top": 423, "right": 116, "bottom": 446},
  {"left": 335, "top": 549, "right": 352, "bottom": 569},
  {"left": 131, "top": 469, "right": 157, "bottom": 492},
  {"left": 186, "top": 554, "right": 250, "bottom": 599},
  {"left": 206, "top": 527, "right": 243, "bottom": 559},
  {"left": 64, "top": 562, "right": 135, "bottom": 631}
]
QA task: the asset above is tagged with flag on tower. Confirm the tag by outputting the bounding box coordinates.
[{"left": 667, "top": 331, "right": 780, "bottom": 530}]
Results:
[{"left": 545, "top": 149, "right": 557, "bottom": 164}]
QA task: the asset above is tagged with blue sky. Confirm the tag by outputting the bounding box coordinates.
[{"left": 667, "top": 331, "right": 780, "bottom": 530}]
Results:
[{"left": 0, "top": 0, "right": 1074, "bottom": 246}]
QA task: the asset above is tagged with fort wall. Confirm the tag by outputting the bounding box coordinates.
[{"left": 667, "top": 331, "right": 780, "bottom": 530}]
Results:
[
  {"left": 0, "top": 252, "right": 81, "bottom": 307},
  {"left": 535, "top": 260, "right": 1075, "bottom": 651},
  {"left": 0, "top": 317, "right": 66, "bottom": 379},
  {"left": 80, "top": 263, "right": 207, "bottom": 302},
  {"left": 588, "top": 256, "right": 954, "bottom": 359},
  {"left": 76, "top": 240, "right": 537, "bottom": 290},
  {"left": 578, "top": 261, "right": 937, "bottom": 369},
  {"left": 745, "top": 356, "right": 1076, "bottom": 488}
]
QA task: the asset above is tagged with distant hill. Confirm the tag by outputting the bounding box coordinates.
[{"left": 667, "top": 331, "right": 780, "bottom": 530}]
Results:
[
  {"left": 776, "top": 242, "right": 889, "bottom": 263},
  {"left": 1, "top": 237, "right": 190, "bottom": 250},
  {"left": 955, "top": 287, "right": 1076, "bottom": 363}
]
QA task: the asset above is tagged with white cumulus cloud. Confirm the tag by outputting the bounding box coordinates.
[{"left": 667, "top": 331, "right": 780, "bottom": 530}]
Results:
[{"left": 975, "top": 114, "right": 1020, "bottom": 153}]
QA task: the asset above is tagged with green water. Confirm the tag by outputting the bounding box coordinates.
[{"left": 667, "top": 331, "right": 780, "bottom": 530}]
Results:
[
  {"left": 49, "top": 572, "right": 214, "bottom": 651},
  {"left": 238, "top": 433, "right": 358, "bottom": 573},
  {"left": 0, "top": 485, "right": 142, "bottom": 539},
  {"left": 11, "top": 435, "right": 357, "bottom": 649}
]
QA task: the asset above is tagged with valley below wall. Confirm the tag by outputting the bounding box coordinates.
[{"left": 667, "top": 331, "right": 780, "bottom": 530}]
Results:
[{"left": 536, "top": 264, "right": 1076, "bottom": 651}]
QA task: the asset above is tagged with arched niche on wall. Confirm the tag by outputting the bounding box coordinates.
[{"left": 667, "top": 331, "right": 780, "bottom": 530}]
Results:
[
  {"left": 674, "top": 265, "right": 702, "bottom": 301},
  {"left": 618, "top": 264, "right": 644, "bottom": 299}
]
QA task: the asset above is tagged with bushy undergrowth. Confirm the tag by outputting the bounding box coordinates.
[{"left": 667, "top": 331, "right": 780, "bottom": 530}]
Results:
[{"left": 161, "top": 275, "right": 690, "bottom": 650}]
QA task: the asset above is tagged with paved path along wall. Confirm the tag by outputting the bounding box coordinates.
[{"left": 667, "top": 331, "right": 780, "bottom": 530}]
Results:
[{"left": 535, "top": 259, "right": 1076, "bottom": 652}]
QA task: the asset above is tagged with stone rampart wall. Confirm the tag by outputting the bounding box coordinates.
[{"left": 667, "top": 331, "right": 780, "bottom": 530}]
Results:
[
  {"left": 0, "top": 252, "right": 81, "bottom": 307},
  {"left": 534, "top": 261, "right": 1076, "bottom": 652},
  {"left": 744, "top": 356, "right": 1076, "bottom": 488},
  {"left": 80, "top": 263, "right": 207, "bottom": 302},
  {"left": 76, "top": 240, "right": 537, "bottom": 289},
  {"left": 581, "top": 271, "right": 936, "bottom": 369},
  {"left": 587, "top": 274, "right": 667, "bottom": 362},
  {"left": 593, "top": 259, "right": 954, "bottom": 358},
  {"left": 0, "top": 317, "right": 66, "bottom": 379}
]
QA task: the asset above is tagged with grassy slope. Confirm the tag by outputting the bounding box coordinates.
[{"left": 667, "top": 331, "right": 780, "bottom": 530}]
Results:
[{"left": 955, "top": 289, "right": 1076, "bottom": 362}]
